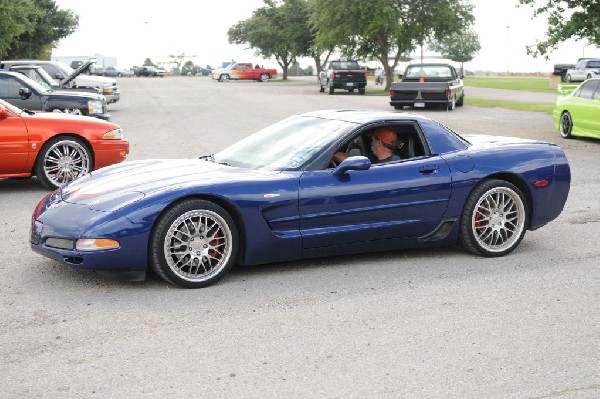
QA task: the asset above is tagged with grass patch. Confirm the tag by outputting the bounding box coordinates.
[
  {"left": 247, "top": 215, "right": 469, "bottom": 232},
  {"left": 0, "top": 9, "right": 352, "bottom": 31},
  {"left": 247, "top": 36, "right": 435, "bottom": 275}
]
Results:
[
  {"left": 466, "top": 97, "right": 553, "bottom": 113},
  {"left": 463, "top": 77, "right": 556, "bottom": 93}
]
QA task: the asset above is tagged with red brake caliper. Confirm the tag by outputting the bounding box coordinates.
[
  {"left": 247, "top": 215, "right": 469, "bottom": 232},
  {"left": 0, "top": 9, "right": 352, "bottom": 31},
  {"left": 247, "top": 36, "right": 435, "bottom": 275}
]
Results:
[
  {"left": 474, "top": 211, "right": 482, "bottom": 228},
  {"left": 208, "top": 232, "right": 222, "bottom": 258}
]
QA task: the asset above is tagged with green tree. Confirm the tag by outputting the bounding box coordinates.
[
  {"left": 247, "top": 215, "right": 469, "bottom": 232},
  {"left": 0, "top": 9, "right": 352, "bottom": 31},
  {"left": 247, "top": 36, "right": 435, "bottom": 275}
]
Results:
[
  {"left": 228, "top": 0, "right": 315, "bottom": 80},
  {"left": 2, "top": 0, "right": 78, "bottom": 59},
  {"left": 518, "top": 0, "right": 600, "bottom": 57},
  {"left": 310, "top": 0, "right": 475, "bottom": 89},
  {"left": 428, "top": 29, "right": 481, "bottom": 73},
  {"left": 0, "top": 0, "right": 42, "bottom": 58}
]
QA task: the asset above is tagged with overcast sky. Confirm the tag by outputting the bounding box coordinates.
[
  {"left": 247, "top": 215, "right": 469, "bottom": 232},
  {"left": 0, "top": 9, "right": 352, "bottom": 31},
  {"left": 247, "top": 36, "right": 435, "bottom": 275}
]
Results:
[{"left": 52, "top": 0, "right": 600, "bottom": 72}]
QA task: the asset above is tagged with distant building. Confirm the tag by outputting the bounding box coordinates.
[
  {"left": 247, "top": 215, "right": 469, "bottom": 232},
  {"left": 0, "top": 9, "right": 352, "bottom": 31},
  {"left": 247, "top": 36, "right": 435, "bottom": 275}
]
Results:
[{"left": 51, "top": 53, "right": 118, "bottom": 69}]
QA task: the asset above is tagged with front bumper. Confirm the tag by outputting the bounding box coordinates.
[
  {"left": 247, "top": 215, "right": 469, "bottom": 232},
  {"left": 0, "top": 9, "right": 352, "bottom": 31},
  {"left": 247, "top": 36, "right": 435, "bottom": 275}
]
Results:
[{"left": 104, "top": 91, "right": 120, "bottom": 104}]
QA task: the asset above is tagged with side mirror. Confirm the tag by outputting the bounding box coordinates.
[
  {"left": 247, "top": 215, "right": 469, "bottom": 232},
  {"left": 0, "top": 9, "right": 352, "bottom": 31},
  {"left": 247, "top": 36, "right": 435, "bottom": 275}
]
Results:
[
  {"left": 19, "top": 87, "right": 32, "bottom": 100},
  {"left": 332, "top": 156, "right": 371, "bottom": 176}
]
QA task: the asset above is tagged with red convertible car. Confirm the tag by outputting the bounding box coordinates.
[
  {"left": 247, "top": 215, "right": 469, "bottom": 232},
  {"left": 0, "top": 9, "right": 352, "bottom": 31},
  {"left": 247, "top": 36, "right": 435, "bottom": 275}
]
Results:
[{"left": 0, "top": 98, "right": 129, "bottom": 189}]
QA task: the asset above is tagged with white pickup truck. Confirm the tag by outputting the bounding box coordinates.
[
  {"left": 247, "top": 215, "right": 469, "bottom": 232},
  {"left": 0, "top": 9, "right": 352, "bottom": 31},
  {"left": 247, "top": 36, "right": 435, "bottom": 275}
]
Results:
[{"left": 565, "top": 58, "right": 600, "bottom": 83}]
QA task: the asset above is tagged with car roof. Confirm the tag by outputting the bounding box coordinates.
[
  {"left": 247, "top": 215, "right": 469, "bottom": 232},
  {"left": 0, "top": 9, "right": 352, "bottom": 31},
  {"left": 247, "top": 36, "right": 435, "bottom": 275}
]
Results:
[{"left": 298, "top": 109, "right": 431, "bottom": 124}]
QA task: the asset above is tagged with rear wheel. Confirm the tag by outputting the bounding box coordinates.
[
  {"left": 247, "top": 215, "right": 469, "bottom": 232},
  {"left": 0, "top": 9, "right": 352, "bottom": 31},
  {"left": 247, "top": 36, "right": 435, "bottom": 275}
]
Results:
[
  {"left": 150, "top": 199, "right": 239, "bottom": 288},
  {"left": 358, "top": 88, "right": 365, "bottom": 95},
  {"left": 457, "top": 94, "right": 464, "bottom": 106},
  {"left": 459, "top": 179, "right": 528, "bottom": 257},
  {"left": 560, "top": 111, "right": 573, "bottom": 138},
  {"left": 219, "top": 74, "right": 230, "bottom": 82},
  {"left": 34, "top": 136, "right": 92, "bottom": 190},
  {"left": 259, "top": 73, "right": 269, "bottom": 82}
]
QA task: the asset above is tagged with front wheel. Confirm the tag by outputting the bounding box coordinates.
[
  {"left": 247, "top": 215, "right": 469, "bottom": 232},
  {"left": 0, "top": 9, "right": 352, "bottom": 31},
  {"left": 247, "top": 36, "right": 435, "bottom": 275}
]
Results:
[
  {"left": 219, "top": 74, "right": 230, "bottom": 82},
  {"left": 566, "top": 74, "right": 572, "bottom": 83},
  {"left": 150, "top": 200, "right": 239, "bottom": 288},
  {"left": 560, "top": 111, "right": 573, "bottom": 138},
  {"left": 34, "top": 136, "right": 92, "bottom": 190},
  {"left": 459, "top": 179, "right": 528, "bottom": 257}
]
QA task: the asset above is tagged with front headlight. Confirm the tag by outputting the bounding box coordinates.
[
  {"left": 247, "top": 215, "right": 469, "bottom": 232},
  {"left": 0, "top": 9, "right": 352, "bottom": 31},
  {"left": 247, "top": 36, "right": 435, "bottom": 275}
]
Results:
[
  {"left": 103, "top": 128, "right": 124, "bottom": 140},
  {"left": 102, "top": 84, "right": 113, "bottom": 93},
  {"left": 88, "top": 100, "right": 103, "bottom": 114}
]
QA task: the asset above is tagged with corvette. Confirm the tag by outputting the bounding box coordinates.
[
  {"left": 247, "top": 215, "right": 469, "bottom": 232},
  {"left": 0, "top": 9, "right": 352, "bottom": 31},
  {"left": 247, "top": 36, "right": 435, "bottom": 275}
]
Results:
[{"left": 30, "top": 110, "right": 571, "bottom": 288}]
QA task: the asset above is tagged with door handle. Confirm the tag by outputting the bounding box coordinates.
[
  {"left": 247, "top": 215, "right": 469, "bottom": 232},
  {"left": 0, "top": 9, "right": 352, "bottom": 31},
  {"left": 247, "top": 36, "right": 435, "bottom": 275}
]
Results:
[{"left": 418, "top": 165, "right": 439, "bottom": 175}]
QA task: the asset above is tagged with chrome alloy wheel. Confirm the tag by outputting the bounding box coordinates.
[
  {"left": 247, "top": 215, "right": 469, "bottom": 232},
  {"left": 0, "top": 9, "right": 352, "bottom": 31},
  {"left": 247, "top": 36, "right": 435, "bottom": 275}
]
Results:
[
  {"left": 560, "top": 112, "right": 573, "bottom": 138},
  {"left": 42, "top": 139, "right": 91, "bottom": 187},
  {"left": 471, "top": 186, "right": 526, "bottom": 253},
  {"left": 163, "top": 209, "right": 233, "bottom": 283}
]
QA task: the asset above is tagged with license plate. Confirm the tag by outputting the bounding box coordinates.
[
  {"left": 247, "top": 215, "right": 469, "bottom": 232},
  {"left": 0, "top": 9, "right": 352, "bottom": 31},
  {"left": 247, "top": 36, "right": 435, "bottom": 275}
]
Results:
[
  {"left": 414, "top": 102, "right": 425, "bottom": 107},
  {"left": 347, "top": 82, "right": 354, "bottom": 87}
]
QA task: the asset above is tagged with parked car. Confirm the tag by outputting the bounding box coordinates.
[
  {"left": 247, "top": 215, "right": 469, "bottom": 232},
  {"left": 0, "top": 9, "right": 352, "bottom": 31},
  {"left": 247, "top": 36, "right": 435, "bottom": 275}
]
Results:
[
  {"left": 210, "top": 63, "right": 277, "bottom": 82},
  {"left": 389, "top": 63, "right": 464, "bottom": 110},
  {"left": 0, "top": 98, "right": 128, "bottom": 189},
  {"left": 103, "top": 66, "right": 134, "bottom": 77},
  {"left": 564, "top": 58, "right": 600, "bottom": 83},
  {"left": 134, "top": 66, "right": 166, "bottom": 77},
  {"left": 29, "top": 110, "right": 570, "bottom": 288},
  {"left": 0, "top": 70, "right": 110, "bottom": 119},
  {"left": 554, "top": 78, "right": 600, "bottom": 139},
  {"left": 0, "top": 59, "right": 120, "bottom": 104},
  {"left": 319, "top": 60, "right": 367, "bottom": 94},
  {"left": 7, "top": 64, "right": 102, "bottom": 95}
]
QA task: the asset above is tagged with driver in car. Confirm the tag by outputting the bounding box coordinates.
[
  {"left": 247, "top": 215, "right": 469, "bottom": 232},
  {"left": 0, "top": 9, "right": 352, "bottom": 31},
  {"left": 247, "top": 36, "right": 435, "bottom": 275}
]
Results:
[{"left": 333, "top": 128, "right": 404, "bottom": 164}]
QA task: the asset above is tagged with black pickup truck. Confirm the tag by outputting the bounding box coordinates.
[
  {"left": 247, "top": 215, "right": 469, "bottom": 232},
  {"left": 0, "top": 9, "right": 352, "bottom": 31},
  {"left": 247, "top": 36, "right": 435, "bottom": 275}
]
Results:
[
  {"left": 319, "top": 60, "right": 367, "bottom": 95},
  {"left": 389, "top": 63, "right": 464, "bottom": 110}
]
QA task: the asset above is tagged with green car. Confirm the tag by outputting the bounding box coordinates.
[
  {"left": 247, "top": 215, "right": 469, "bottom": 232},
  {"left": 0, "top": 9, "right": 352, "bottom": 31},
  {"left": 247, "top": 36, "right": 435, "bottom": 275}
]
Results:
[{"left": 553, "top": 78, "right": 600, "bottom": 139}]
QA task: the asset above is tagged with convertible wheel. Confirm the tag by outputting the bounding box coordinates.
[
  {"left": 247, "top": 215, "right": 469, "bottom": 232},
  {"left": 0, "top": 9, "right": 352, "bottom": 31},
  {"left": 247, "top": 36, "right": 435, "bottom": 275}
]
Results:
[
  {"left": 219, "top": 74, "right": 230, "bottom": 82},
  {"left": 459, "top": 179, "right": 528, "bottom": 257},
  {"left": 259, "top": 73, "right": 269, "bottom": 82},
  {"left": 560, "top": 111, "right": 573, "bottom": 138},
  {"left": 34, "top": 136, "right": 92, "bottom": 190},
  {"left": 151, "top": 200, "right": 239, "bottom": 288}
]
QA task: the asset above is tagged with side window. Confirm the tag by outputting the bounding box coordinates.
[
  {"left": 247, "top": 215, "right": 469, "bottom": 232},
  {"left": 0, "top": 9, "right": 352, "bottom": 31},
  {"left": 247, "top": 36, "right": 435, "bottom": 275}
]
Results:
[
  {"left": 40, "top": 64, "right": 62, "bottom": 79},
  {"left": 0, "top": 75, "right": 25, "bottom": 96},
  {"left": 578, "top": 81, "right": 598, "bottom": 100}
]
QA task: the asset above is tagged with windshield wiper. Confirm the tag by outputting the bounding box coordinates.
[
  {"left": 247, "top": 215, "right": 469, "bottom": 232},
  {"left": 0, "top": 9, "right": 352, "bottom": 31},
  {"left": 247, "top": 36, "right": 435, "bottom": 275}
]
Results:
[{"left": 198, "top": 154, "right": 215, "bottom": 162}]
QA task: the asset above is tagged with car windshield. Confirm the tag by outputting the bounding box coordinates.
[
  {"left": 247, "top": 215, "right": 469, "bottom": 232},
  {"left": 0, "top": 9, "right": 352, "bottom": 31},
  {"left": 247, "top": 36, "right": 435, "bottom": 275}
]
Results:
[
  {"left": 214, "top": 115, "right": 356, "bottom": 170},
  {"left": 17, "top": 73, "right": 52, "bottom": 94},
  {"left": 54, "top": 61, "right": 75, "bottom": 76}
]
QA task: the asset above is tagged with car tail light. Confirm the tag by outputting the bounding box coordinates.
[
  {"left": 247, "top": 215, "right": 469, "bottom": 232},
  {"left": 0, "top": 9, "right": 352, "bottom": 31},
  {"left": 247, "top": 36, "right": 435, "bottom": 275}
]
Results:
[{"left": 446, "top": 89, "right": 451, "bottom": 98}]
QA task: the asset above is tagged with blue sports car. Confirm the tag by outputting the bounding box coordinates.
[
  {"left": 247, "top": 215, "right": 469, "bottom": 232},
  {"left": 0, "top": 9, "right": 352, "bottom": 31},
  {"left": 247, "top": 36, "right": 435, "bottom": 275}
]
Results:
[{"left": 30, "top": 110, "right": 571, "bottom": 288}]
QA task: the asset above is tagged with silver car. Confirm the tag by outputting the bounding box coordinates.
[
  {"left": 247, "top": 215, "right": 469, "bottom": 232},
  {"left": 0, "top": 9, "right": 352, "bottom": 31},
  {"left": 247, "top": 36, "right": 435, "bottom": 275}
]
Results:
[{"left": 565, "top": 58, "right": 600, "bottom": 83}]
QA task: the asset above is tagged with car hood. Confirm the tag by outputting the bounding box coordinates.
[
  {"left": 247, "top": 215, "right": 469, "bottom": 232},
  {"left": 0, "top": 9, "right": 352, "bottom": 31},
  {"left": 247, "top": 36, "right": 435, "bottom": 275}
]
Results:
[
  {"left": 59, "top": 60, "right": 95, "bottom": 87},
  {"left": 60, "top": 158, "right": 285, "bottom": 208}
]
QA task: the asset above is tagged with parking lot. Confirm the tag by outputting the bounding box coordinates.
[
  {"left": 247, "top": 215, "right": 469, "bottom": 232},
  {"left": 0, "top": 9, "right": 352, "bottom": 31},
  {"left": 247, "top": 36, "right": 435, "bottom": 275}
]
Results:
[{"left": 2, "top": 77, "right": 599, "bottom": 398}]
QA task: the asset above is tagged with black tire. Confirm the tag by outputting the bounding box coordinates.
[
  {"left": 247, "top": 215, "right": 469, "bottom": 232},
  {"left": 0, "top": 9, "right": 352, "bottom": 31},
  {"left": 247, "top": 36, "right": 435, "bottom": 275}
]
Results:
[
  {"left": 559, "top": 111, "right": 573, "bottom": 138},
  {"left": 34, "top": 136, "right": 92, "bottom": 190},
  {"left": 456, "top": 94, "right": 464, "bottom": 106},
  {"left": 259, "top": 73, "right": 269, "bottom": 82},
  {"left": 459, "top": 179, "right": 528, "bottom": 257},
  {"left": 150, "top": 199, "right": 239, "bottom": 288},
  {"left": 393, "top": 105, "right": 404, "bottom": 110},
  {"left": 219, "top": 74, "right": 230, "bottom": 82},
  {"left": 358, "top": 88, "right": 365, "bottom": 95},
  {"left": 566, "top": 74, "right": 572, "bottom": 83}
]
